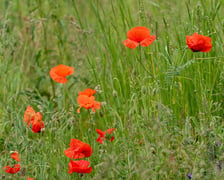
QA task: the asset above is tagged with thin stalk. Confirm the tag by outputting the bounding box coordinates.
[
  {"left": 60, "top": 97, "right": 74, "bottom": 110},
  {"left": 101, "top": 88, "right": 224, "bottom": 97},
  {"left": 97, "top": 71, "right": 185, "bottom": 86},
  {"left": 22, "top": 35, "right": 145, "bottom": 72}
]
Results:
[
  {"left": 137, "top": 46, "right": 151, "bottom": 75},
  {"left": 50, "top": 79, "right": 56, "bottom": 99}
]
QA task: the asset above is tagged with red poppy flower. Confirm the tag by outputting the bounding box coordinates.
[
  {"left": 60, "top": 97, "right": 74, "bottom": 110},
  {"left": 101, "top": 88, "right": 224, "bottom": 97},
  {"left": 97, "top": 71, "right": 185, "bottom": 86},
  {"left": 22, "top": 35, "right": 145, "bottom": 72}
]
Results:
[
  {"left": 123, "top": 26, "right": 156, "bottom": 49},
  {"left": 96, "top": 128, "right": 115, "bottom": 144},
  {"left": 68, "top": 160, "right": 92, "bottom": 174},
  {"left": 64, "top": 138, "right": 93, "bottom": 159},
  {"left": 27, "top": 178, "right": 34, "bottom": 180},
  {"left": 23, "top": 106, "right": 35, "bottom": 126},
  {"left": 31, "top": 119, "right": 45, "bottom": 133},
  {"left": 23, "top": 106, "right": 44, "bottom": 133},
  {"left": 3, "top": 164, "right": 21, "bottom": 174},
  {"left": 79, "top": 89, "right": 96, "bottom": 97},
  {"left": 11, "top": 151, "right": 21, "bottom": 162},
  {"left": 49, "top": 64, "right": 74, "bottom": 83},
  {"left": 77, "top": 95, "right": 101, "bottom": 113},
  {"left": 186, "top": 33, "right": 212, "bottom": 52}
]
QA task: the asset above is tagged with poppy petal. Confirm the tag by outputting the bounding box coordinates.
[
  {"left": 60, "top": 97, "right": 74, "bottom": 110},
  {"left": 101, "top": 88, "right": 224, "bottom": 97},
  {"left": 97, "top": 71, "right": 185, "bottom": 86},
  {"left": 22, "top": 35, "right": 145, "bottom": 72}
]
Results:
[
  {"left": 69, "top": 139, "right": 83, "bottom": 148},
  {"left": 3, "top": 164, "right": 20, "bottom": 174},
  {"left": 64, "top": 147, "right": 86, "bottom": 159},
  {"left": 49, "top": 72, "right": 68, "bottom": 83},
  {"left": 186, "top": 33, "right": 212, "bottom": 52},
  {"left": 77, "top": 95, "right": 95, "bottom": 105},
  {"left": 127, "top": 26, "right": 150, "bottom": 42},
  {"left": 69, "top": 160, "right": 92, "bottom": 174},
  {"left": 140, "top": 35, "right": 156, "bottom": 47},
  {"left": 27, "top": 178, "right": 34, "bottom": 180},
  {"left": 49, "top": 64, "right": 74, "bottom": 83},
  {"left": 64, "top": 139, "right": 93, "bottom": 159},
  {"left": 94, "top": 101, "right": 101, "bottom": 109},
  {"left": 79, "top": 89, "right": 96, "bottom": 97},
  {"left": 123, "top": 39, "right": 139, "bottom": 49}
]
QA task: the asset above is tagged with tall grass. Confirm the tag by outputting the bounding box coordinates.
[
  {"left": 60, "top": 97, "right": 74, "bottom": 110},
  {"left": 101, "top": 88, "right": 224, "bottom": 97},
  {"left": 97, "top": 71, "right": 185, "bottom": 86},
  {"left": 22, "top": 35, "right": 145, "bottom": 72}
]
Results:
[{"left": 0, "top": 0, "right": 223, "bottom": 179}]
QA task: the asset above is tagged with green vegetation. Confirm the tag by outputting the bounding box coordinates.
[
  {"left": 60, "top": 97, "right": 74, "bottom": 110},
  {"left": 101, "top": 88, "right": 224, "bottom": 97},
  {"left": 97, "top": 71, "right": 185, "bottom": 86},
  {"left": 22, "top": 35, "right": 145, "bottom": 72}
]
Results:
[{"left": 0, "top": 0, "right": 223, "bottom": 179}]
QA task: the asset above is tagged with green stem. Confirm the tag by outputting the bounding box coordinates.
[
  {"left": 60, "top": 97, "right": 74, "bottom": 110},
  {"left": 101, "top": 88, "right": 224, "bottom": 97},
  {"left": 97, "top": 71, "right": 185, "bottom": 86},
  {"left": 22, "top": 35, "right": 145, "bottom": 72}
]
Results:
[
  {"left": 138, "top": 45, "right": 151, "bottom": 75},
  {"left": 50, "top": 79, "right": 57, "bottom": 108},
  {"left": 50, "top": 79, "right": 56, "bottom": 99}
]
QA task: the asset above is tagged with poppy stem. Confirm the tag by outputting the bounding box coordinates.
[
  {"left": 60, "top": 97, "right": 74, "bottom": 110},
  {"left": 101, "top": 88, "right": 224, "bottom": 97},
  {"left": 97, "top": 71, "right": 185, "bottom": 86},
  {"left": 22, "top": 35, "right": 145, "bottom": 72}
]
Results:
[
  {"left": 138, "top": 46, "right": 151, "bottom": 75},
  {"left": 63, "top": 84, "right": 68, "bottom": 110},
  {"left": 50, "top": 79, "right": 56, "bottom": 98},
  {"left": 139, "top": 45, "right": 141, "bottom": 62},
  {"left": 50, "top": 79, "right": 57, "bottom": 108}
]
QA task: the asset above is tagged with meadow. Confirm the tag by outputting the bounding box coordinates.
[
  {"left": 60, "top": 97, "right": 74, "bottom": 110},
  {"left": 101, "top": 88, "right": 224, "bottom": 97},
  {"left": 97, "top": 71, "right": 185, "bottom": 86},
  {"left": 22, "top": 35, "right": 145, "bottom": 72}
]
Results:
[{"left": 0, "top": 0, "right": 223, "bottom": 179}]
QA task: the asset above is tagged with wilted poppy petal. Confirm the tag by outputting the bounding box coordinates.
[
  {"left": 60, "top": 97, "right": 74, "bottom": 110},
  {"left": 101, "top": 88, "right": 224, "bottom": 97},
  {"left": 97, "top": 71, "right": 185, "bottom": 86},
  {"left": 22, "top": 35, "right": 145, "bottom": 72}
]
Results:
[
  {"left": 23, "top": 106, "right": 44, "bottom": 133},
  {"left": 96, "top": 128, "right": 115, "bottom": 144},
  {"left": 123, "top": 39, "right": 139, "bottom": 49},
  {"left": 34, "top": 112, "right": 42, "bottom": 122},
  {"left": 140, "top": 35, "right": 156, "bottom": 47},
  {"left": 96, "top": 129, "right": 105, "bottom": 137},
  {"left": 96, "top": 137, "right": 103, "bottom": 144},
  {"left": 31, "top": 113, "right": 44, "bottom": 133},
  {"left": 23, "top": 106, "right": 35, "bottom": 126},
  {"left": 107, "top": 128, "right": 115, "bottom": 134},
  {"left": 111, "top": 136, "right": 115, "bottom": 142},
  {"left": 11, "top": 151, "right": 21, "bottom": 162}
]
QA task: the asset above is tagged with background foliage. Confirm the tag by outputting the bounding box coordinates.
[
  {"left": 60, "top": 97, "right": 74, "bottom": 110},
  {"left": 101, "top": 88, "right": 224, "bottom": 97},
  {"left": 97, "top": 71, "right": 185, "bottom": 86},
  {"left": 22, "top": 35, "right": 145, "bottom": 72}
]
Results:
[{"left": 0, "top": 0, "right": 223, "bottom": 179}]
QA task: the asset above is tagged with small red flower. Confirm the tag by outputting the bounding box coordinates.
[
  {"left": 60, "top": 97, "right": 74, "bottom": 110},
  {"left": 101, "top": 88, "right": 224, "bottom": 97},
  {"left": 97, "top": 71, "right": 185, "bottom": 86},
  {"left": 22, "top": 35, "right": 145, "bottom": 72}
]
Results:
[
  {"left": 68, "top": 160, "right": 92, "bottom": 174},
  {"left": 139, "top": 139, "right": 143, "bottom": 145},
  {"left": 23, "top": 106, "right": 44, "bottom": 133},
  {"left": 96, "top": 128, "right": 115, "bottom": 144},
  {"left": 64, "top": 138, "right": 93, "bottom": 159},
  {"left": 49, "top": 64, "right": 74, "bottom": 83},
  {"left": 77, "top": 95, "right": 101, "bottom": 113},
  {"left": 3, "top": 164, "right": 21, "bottom": 174},
  {"left": 123, "top": 26, "right": 156, "bottom": 49},
  {"left": 27, "top": 178, "right": 34, "bottom": 180},
  {"left": 79, "top": 88, "right": 96, "bottom": 97},
  {"left": 23, "top": 106, "right": 35, "bottom": 126},
  {"left": 11, "top": 151, "right": 21, "bottom": 162},
  {"left": 186, "top": 33, "right": 212, "bottom": 52},
  {"left": 31, "top": 119, "right": 45, "bottom": 133}
]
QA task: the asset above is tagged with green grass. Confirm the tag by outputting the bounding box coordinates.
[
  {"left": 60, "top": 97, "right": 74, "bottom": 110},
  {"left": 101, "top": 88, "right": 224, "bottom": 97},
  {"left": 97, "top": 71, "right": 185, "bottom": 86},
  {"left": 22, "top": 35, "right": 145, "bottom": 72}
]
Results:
[{"left": 0, "top": 0, "right": 223, "bottom": 179}]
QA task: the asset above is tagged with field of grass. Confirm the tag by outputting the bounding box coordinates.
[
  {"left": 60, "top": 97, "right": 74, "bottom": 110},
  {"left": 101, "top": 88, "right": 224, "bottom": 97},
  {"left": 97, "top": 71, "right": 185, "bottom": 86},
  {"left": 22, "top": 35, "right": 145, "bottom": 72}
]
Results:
[{"left": 0, "top": 0, "right": 223, "bottom": 179}]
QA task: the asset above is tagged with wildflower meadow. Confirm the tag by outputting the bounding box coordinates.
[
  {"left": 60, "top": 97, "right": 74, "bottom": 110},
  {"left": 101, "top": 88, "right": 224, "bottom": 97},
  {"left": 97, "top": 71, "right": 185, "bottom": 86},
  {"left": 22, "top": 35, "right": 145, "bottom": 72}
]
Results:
[{"left": 0, "top": 0, "right": 223, "bottom": 179}]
